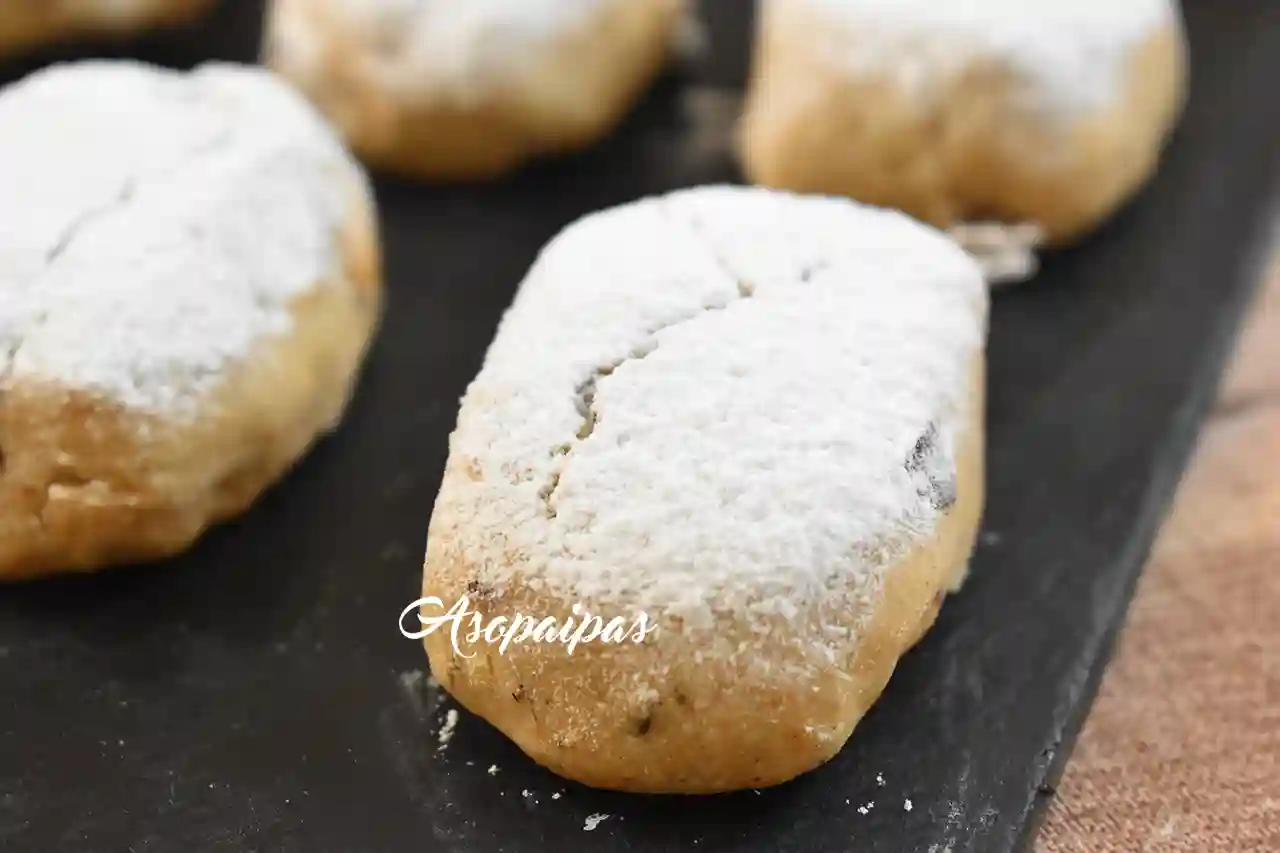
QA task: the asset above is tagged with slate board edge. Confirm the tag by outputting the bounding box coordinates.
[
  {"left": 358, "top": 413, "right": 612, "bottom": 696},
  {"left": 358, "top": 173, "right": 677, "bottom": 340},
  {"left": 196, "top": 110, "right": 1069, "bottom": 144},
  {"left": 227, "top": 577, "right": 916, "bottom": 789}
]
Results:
[{"left": 1011, "top": 195, "right": 1280, "bottom": 853}]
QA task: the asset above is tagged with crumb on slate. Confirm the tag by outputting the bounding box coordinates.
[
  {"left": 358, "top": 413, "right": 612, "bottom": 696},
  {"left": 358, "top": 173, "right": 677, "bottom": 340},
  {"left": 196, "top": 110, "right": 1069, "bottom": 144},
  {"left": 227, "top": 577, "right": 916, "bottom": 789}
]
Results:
[{"left": 436, "top": 708, "right": 459, "bottom": 751}]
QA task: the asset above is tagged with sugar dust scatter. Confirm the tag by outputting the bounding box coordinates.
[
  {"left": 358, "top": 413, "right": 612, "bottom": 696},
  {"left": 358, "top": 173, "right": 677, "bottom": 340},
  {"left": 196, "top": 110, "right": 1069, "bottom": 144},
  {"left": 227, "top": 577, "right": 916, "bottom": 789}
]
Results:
[
  {"left": 857, "top": 801, "right": 875, "bottom": 815},
  {"left": 876, "top": 773, "right": 886, "bottom": 787},
  {"left": 436, "top": 709, "right": 459, "bottom": 751},
  {"left": 487, "top": 764, "right": 500, "bottom": 776},
  {"left": 904, "top": 799, "right": 914, "bottom": 812},
  {"left": 397, "top": 670, "right": 437, "bottom": 719},
  {"left": 551, "top": 793, "right": 562, "bottom": 800},
  {"left": 584, "top": 814, "right": 610, "bottom": 831}
]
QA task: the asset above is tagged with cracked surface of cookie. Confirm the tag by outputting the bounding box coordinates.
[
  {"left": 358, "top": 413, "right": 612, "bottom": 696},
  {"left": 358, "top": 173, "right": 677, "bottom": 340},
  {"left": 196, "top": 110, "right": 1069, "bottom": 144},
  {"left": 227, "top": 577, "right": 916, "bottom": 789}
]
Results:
[
  {"left": 0, "top": 0, "right": 215, "bottom": 58},
  {"left": 0, "top": 61, "right": 381, "bottom": 580},
  {"left": 421, "top": 186, "right": 988, "bottom": 792},
  {"left": 264, "top": 0, "right": 687, "bottom": 180},
  {"left": 740, "top": 0, "right": 1189, "bottom": 244}
]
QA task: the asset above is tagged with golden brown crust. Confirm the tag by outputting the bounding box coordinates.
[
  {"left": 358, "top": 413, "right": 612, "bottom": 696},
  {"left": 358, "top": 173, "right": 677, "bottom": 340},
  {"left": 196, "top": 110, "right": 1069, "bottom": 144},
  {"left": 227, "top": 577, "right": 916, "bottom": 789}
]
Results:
[
  {"left": 422, "top": 361, "right": 984, "bottom": 794},
  {"left": 739, "top": 6, "right": 1188, "bottom": 245},
  {"left": 0, "top": 0, "right": 215, "bottom": 58},
  {"left": 0, "top": 193, "right": 381, "bottom": 581},
  {"left": 263, "top": 0, "right": 686, "bottom": 181}
]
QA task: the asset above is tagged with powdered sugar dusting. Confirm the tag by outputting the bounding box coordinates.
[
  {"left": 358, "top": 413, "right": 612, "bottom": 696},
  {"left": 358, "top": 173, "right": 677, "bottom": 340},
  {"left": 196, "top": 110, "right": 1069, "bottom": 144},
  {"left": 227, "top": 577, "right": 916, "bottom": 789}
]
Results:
[
  {"left": 0, "top": 61, "right": 365, "bottom": 415},
  {"left": 434, "top": 186, "right": 987, "bottom": 638},
  {"left": 795, "top": 0, "right": 1178, "bottom": 116},
  {"left": 288, "top": 0, "right": 622, "bottom": 99}
]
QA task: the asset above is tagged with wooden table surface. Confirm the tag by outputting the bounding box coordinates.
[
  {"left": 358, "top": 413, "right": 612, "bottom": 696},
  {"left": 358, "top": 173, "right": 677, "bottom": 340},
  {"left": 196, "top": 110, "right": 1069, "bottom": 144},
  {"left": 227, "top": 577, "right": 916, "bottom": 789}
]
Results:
[{"left": 1038, "top": 257, "right": 1280, "bottom": 851}]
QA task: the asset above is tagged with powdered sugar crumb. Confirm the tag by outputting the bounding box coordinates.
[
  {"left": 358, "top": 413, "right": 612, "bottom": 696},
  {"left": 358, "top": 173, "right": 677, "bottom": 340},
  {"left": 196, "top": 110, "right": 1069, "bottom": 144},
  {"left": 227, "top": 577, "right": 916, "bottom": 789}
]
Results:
[
  {"left": 583, "top": 813, "right": 610, "bottom": 831},
  {"left": 905, "top": 799, "right": 914, "bottom": 812},
  {"left": 487, "top": 764, "right": 500, "bottom": 776},
  {"left": 948, "top": 222, "right": 1043, "bottom": 286},
  {"left": 0, "top": 60, "right": 365, "bottom": 416},
  {"left": 436, "top": 708, "right": 459, "bottom": 751}
]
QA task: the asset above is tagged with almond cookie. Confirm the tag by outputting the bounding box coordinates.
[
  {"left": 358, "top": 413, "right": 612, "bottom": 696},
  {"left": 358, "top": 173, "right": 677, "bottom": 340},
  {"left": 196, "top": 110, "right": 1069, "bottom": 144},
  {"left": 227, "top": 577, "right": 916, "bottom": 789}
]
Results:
[
  {"left": 740, "top": 0, "right": 1189, "bottom": 245},
  {"left": 0, "top": 61, "right": 381, "bottom": 580},
  {"left": 264, "top": 0, "right": 687, "bottom": 181},
  {"left": 0, "top": 0, "right": 215, "bottom": 58},
  {"left": 420, "top": 186, "right": 988, "bottom": 793}
]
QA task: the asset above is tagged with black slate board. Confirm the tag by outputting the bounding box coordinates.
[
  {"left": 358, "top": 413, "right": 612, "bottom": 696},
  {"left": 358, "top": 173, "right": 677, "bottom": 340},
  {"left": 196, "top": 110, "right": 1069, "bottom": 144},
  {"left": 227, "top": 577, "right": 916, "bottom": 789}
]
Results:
[{"left": 2, "top": 2, "right": 1278, "bottom": 852}]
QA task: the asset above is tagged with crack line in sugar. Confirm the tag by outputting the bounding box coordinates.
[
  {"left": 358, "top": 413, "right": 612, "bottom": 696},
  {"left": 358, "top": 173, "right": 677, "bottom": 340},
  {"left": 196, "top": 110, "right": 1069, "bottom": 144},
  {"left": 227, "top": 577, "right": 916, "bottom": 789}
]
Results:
[
  {"left": 42, "top": 129, "right": 233, "bottom": 269},
  {"left": 44, "top": 179, "right": 138, "bottom": 265},
  {"left": 5, "top": 127, "right": 236, "bottom": 379},
  {"left": 534, "top": 201, "right": 964, "bottom": 546},
  {"left": 1, "top": 127, "right": 236, "bottom": 530},
  {"left": 537, "top": 202, "right": 769, "bottom": 520}
]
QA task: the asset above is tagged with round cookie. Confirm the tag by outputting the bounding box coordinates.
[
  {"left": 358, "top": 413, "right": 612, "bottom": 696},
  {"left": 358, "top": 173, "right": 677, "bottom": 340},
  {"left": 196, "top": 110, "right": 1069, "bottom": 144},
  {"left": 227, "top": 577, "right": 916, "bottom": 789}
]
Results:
[
  {"left": 0, "top": 0, "right": 215, "bottom": 58},
  {"left": 0, "top": 61, "right": 381, "bottom": 581},
  {"left": 739, "top": 0, "right": 1189, "bottom": 245},
  {"left": 418, "top": 186, "right": 988, "bottom": 793},
  {"left": 263, "top": 0, "right": 688, "bottom": 181}
]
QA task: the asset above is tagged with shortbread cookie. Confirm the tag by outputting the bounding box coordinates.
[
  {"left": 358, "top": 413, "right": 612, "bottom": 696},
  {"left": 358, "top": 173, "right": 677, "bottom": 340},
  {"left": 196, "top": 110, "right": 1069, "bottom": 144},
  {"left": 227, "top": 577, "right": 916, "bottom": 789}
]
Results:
[
  {"left": 0, "top": 61, "right": 380, "bottom": 580},
  {"left": 420, "top": 186, "right": 988, "bottom": 793},
  {"left": 0, "top": 0, "right": 215, "bottom": 58},
  {"left": 740, "top": 0, "right": 1189, "bottom": 245},
  {"left": 264, "top": 0, "right": 687, "bottom": 181}
]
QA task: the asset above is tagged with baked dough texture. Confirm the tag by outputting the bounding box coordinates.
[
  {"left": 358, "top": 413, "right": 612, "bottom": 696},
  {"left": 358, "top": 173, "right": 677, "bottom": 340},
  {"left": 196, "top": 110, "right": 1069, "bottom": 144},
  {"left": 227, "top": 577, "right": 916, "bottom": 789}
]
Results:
[
  {"left": 0, "top": 61, "right": 381, "bottom": 581},
  {"left": 0, "top": 0, "right": 215, "bottom": 58},
  {"left": 740, "top": 0, "right": 1189, "bottom": 245},
  {"left": 420, "top": 186, "right": 988, "bottom": 793},
  {"left": 264, "top": 0, "right": 687, "bottom": 181}
]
